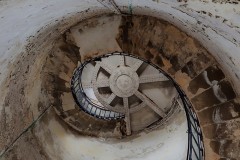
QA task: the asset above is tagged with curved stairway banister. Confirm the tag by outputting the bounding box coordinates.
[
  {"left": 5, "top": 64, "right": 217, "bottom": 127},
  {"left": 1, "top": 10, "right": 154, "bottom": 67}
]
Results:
[
  {"left": 71, "top": 61, "right": 124, "bottom": 120},
  {"left": 71, "top": 52, "right": 205, "bottom": 160}
]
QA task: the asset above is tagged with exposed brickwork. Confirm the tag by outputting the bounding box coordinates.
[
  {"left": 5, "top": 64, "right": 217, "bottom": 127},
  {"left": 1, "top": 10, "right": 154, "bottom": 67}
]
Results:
[
  {"left": 41, "top": 37, "right": 123, "bottom": 138},
  {"left": 191, "top": 79, "right": 236, "bottom": 111},
  {"left": 219, "top": 80, "right": 236, "bottom": 100},
  {"left": 188, "top": 65, "right": 225, "bottom": 95},
  {"left": 1, "top": 14, "right": 239, "bottom": 159},
  {"left": 203, "top": 118, "right": 240, "bottom": 140},
  {"left": 220, "top": 140, "right": 240, "bottom": 159},
  {"left": 198, "top": 99, "right": 240, "bottom": 126},
  {"left": 115, "top": 15, "right": 239, "bottom": 160},
  {"left": 191, "top": 87, "right": 222, "bottom": 110}
]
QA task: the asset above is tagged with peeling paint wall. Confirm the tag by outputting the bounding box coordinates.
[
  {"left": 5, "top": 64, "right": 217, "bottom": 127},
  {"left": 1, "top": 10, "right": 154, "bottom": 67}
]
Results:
[{"left": 0, "top": 0, "right": 240, "bottom": 160}]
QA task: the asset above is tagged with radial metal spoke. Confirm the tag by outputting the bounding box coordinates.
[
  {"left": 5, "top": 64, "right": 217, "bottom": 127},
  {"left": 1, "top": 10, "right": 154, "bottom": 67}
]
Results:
[
  {"left": 106, "top": 93, "right": 116, "bottom": 104},
  {"left": 130, "top": 102, "right": 146, "bottom": 113},
  {"left": 139, "top": 74, "right": 169, "bottom": 84},
  {"left": 123, "top": 97, "right": 131, "bottom": 135},
  {"left": 95, "top": 79, "right": 110, "bottom": 88},
  {"left": 135, "top": 91, "right": 167, "bottom": 118},
  {"left": 99, "top": 61, "right": 114, "bottom": 74},
  {"left": 132, "top": 60, "right": 144, "bottom": 71}
]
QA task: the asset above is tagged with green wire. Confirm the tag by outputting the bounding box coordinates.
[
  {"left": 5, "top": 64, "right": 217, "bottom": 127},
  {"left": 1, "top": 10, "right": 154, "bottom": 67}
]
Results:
[{"left": 129, "top": 0, "right": 133, "bottom": 15}]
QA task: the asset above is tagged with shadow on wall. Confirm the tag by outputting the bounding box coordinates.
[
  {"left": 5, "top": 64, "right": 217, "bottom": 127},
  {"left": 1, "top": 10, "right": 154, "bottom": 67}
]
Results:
[{"left": 0, "top": 1, "right": 240, "bottom": 160}]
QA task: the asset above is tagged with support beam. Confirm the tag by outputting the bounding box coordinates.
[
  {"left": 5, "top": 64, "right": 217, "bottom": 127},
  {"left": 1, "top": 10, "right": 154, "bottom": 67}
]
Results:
[
  {"left": 123, "top": 97, "right": 131, "bottom": 135},
  {"left": 139, "top": 74, "right": 169, "bottom": 84},
  {"left": 135, "top": 91, "right": 166, "bottom": 118}
]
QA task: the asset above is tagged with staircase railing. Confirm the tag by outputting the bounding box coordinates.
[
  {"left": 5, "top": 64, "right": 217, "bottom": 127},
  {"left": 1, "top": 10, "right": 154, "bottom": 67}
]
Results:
[
  {"left": 71, "top": 61, "right": 124, "bottom": 120},
  {"left": 71, "top": 52, "right": 205, "bottom": 160},
  {"left": 177, "top": 91, "right": 205, "bottom": 160}
]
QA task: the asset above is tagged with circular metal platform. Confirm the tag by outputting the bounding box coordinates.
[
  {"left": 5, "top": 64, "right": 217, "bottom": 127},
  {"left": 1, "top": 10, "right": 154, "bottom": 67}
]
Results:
[{"left": 71, "top": 53, "right": 178, "bottom": 135}]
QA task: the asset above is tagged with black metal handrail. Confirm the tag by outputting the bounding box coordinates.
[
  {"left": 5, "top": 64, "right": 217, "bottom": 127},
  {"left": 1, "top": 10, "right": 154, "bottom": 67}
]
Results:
[
  {"left": 71, "top": 52, "right": 204, "bottom": 159},
  {"left": 71, "top": 60, "right": 124, "bottom": 120},
  {"left": 179, "top": 94, "right": 205, "bottom": 160}
]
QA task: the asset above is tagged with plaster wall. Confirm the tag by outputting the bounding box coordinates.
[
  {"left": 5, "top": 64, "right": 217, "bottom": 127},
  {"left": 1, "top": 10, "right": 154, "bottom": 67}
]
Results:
[
  {"left": 0, "top": 0, "right": 239, "bottom": 94},
  {"left": 0, "top": 0, "right": 239, "bottom": 160},
  {"left": 30, "top": 108, "right": 187, "bottom": 160}
]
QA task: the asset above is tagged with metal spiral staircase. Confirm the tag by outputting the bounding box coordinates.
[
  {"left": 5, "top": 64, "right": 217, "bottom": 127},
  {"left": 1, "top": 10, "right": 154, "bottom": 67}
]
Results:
[{"left": 71, "top": 53, "right": 204, "bottom": 160}]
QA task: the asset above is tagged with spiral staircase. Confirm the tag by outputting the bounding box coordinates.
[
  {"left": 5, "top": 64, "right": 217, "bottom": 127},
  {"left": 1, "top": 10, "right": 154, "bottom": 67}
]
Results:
[{"left": 0, "top": 1, "right": 240, "bottom": 160}]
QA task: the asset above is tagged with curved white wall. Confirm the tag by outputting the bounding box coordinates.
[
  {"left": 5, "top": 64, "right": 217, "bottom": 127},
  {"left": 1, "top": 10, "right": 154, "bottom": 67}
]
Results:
[
  {"left": 0, "top": 0, "right": 239, "bottom": 95},
  {"left": 33, "top": 108, "right": 187, "bottom": 160},
  {"left": 0, "top": 0, "right": 239, "bottom": 159}
]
